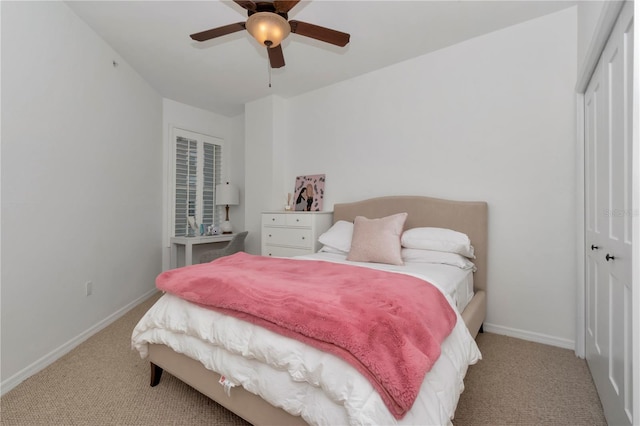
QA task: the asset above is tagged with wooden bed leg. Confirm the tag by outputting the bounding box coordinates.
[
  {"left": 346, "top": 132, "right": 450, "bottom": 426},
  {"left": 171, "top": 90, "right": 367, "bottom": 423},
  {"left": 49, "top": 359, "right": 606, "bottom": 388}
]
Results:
[{"left": 150, "top": 362, "right": 163, "bottom": 387}]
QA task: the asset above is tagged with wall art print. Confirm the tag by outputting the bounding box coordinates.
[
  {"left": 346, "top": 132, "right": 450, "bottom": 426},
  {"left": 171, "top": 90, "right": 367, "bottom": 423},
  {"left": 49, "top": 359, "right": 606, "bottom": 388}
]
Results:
[{"left": 294, "top": 174, "right": 325, "bottom": 211}]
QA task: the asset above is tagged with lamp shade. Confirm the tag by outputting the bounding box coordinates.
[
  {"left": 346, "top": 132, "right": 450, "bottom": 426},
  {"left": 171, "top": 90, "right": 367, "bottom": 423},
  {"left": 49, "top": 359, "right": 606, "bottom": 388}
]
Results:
[
  {"left": 245, "top": 12, "right": 290, "bottom": 47},
  {"left": 216, "top": 182, "right": 239, "bottom": 206}
]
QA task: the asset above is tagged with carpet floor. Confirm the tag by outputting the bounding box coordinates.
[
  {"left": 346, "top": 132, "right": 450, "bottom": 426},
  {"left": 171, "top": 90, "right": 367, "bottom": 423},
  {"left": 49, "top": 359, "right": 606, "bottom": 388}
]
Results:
[{"left": 1, "top": 292, "right": 606, "bottom": 425}]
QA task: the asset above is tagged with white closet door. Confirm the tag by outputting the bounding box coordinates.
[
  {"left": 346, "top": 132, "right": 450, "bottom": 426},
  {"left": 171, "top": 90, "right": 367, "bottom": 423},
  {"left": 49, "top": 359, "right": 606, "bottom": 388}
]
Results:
[{"left": 584, "top": 2, "right": 634, "bottom": 425}]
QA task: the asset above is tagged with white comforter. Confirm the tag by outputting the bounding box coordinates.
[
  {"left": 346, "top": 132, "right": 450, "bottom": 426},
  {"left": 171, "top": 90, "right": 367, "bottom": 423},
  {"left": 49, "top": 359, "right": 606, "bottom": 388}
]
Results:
[{"left": 132, "top": 259, "right": 481, "bottom": 425}]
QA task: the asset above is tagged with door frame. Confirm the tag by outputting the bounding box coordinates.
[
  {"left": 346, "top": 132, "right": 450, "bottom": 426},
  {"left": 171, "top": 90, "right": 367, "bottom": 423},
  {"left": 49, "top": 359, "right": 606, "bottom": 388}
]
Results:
[{"left": 575, "top": 1, "right": 639, "bottom": 423}]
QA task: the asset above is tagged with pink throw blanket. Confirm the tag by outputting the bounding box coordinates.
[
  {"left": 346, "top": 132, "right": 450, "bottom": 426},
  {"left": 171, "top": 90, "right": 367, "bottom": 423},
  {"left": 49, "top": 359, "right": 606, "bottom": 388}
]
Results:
[{"left": 156, "top": 252, "right": 456, "bottom": 419}]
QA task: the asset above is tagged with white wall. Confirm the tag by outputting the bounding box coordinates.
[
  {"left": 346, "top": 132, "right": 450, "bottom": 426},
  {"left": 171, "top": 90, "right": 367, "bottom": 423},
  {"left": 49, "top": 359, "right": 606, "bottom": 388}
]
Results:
[
  {"left": 161, "top": 99, "right": 246, "bottom": 270},
  {"left": 577, "top": 0, "right": 608, "bottom": 71},
  {"left": 249, "top": 7, "right": 578, "bottom": 347},
  {"left": 1, "top": 1, "right": 163, "bottom": 391},
  {"left": 244, "top": 95, "right": 289, "bottom": 255}
]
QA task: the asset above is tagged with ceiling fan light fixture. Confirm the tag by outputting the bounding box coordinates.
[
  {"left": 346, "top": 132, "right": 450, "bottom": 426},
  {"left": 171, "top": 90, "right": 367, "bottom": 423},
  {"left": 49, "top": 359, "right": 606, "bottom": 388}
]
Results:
[{"left": 246, "top": 12, "right": 290, "bottom": 48}]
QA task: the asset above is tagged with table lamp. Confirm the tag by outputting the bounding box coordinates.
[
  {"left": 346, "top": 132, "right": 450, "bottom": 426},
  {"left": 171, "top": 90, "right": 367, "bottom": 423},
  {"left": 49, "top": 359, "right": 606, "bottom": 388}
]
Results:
[{"left": 216, "top": 182, "right": 239, "bottom": 234}]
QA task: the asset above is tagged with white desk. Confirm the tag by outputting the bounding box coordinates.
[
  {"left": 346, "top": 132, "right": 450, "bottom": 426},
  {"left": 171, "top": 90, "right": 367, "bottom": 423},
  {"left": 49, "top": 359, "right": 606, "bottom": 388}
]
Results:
[{"left": 170, "top": 234, "right": 234, "bottom": 268}]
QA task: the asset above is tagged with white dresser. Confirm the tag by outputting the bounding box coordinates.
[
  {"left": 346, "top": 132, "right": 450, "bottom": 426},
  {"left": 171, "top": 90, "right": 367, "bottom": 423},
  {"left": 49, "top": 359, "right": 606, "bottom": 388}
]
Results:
[{"left": 261, "top": 211, "right": 333, "bottom": 257}]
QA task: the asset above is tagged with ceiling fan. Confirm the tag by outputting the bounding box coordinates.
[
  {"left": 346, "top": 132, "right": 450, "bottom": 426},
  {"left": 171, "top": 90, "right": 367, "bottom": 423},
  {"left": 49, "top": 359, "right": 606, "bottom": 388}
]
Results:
[{"left": 190, "top": 0, "right": 350, "bottom": 69}]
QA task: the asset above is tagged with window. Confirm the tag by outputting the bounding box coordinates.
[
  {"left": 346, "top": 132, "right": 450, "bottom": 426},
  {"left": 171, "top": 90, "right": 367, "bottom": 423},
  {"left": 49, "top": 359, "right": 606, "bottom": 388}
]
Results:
[{"left": 171, "top": 128, "right": 223, "bottom": 237}]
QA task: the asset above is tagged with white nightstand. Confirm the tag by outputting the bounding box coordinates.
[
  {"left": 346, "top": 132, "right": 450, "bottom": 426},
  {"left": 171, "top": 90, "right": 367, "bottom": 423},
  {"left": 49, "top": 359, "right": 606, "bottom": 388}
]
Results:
[{"left": 261, "top": 211, "right": 333, "bottom": 257}]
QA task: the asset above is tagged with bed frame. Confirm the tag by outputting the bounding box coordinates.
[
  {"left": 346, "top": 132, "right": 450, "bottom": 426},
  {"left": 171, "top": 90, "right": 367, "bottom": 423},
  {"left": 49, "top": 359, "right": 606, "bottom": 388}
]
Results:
[{"left": 147, "top": 195, "right": 488, "bottom": 425}]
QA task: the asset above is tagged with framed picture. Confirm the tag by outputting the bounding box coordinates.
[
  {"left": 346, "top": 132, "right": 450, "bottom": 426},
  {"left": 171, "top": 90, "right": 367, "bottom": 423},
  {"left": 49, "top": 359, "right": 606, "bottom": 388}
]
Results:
[{"left": 293, "top": 174, "right": 325, "bottom": 211}]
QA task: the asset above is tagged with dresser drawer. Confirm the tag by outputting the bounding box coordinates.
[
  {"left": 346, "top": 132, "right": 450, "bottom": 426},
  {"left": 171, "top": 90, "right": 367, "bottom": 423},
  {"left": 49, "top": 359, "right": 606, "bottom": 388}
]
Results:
[
  {"left": 262, "top": 213, "right": 313, "bottom": 227},
  {"left": 262, "top": 246, "right": 312, "bottom": 258},
  {"left": 262, "top": 228, "right": 312, "bottom": 248},
  {"left": 284, "top": 214, "right": 312, "bottom": 227},
  {"left": 262, "top": 214, "right": 286, "bottom": 226}
]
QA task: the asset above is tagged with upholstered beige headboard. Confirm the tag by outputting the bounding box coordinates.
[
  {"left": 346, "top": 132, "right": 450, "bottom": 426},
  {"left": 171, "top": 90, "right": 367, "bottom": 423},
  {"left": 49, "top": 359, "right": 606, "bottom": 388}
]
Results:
[{"left": 333, "top": 196, "right": 488, "bottom": 293}]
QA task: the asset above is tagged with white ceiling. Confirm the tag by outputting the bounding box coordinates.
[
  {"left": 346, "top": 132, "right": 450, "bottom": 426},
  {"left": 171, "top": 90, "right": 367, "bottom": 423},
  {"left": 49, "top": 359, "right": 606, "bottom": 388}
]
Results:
[{"left": 66, "top": 1, "right": 576, "bottom": 117}]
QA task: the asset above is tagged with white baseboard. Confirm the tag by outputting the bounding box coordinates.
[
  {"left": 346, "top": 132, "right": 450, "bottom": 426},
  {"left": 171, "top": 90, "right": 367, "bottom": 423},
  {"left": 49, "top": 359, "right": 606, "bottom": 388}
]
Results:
[
  {"left": 0, "top": 288, "right": 158, "bottom": 396},
  {"left": 483, "top": 323, "right": 575, "bottom": 352}
]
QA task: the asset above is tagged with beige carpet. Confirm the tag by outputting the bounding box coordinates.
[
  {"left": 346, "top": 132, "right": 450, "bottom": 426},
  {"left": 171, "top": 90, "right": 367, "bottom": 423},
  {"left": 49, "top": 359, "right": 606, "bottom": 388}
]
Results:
[
  {"left": 453, "top": 333, "right": 606, "bottom": 426},
  {"left": 1, "top": 293, "right": 606, "bottom": 425}
]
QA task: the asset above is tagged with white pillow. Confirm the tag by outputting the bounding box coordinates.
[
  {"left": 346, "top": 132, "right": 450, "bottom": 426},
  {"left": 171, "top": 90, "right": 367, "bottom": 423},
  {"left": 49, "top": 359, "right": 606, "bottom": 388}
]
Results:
[
  {"left": 401, "top": 227, "right": 475, "bottom": 258},
  {"left": 401, "top": 248, "right": 476, "bottom": 270},
  {"left": 318, "top": 245, "right": 348, "bottom": 255},
  {"left": 318, "top": 220, "right": 353, "bottom": 253},
  {"left": 346, "top": 213, "right": 407, "bottom": 265}
]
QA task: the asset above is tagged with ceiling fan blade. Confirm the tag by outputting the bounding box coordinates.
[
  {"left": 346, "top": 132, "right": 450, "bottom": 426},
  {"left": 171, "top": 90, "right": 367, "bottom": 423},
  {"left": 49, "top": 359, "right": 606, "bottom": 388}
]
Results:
[
  {"left": 289, "top": 20, "right": 350, "bottom": 47},
  {"left": 233, "top": 0, "right": 257, "bottom": 12},
  {"left": 190, "top": 22, "right": 246, "bottom": 42},
  {"left": 267, "top": 44, "right": 285, "bottom": 68},
  {"left": 274, "top": 0, "right": 300, "bottom": 13}
]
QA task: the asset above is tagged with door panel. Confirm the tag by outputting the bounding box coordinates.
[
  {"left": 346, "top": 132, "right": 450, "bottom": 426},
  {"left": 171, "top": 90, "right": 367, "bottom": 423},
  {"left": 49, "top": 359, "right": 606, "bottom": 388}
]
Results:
[{"left": 584, "top": 3, "right": 634, "bottom": 426}]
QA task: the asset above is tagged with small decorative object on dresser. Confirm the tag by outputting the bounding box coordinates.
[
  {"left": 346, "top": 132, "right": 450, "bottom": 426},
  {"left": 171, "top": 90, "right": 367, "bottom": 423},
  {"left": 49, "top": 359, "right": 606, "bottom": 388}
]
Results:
[{"left": 261, "top": 211, "right": 333, "bottom": 257}]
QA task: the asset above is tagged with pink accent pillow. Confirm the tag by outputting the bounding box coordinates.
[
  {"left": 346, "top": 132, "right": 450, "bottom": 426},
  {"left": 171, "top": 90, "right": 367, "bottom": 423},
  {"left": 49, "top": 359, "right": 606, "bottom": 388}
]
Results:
[{"left": 346, "top": 213, "right": 408, "bottom": 265}]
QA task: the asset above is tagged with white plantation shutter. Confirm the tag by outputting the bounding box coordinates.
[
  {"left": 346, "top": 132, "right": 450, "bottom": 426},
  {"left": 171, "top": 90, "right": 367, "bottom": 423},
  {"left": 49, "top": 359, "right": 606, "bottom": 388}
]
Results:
[
  {"left": 201, "top": 142, "right": 221, "bottom": 228},
  {"left": 171, "top": 128, "right": 224, "bottom": 238},
  {"left": 174, "top": 136, "right": 197, "bottom": 237}
]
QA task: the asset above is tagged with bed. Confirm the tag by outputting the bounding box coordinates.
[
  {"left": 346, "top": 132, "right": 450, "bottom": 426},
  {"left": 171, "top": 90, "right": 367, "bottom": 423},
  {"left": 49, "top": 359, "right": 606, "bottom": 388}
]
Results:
[{"left": 132, "top": 195, "right": 488, "bottom": 425}]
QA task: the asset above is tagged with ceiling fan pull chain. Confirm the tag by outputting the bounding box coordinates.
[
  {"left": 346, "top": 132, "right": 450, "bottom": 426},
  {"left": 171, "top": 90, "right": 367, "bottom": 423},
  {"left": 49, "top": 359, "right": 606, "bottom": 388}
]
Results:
[{"left": 268, "top": 57, "right": 272, "bottom": 88}]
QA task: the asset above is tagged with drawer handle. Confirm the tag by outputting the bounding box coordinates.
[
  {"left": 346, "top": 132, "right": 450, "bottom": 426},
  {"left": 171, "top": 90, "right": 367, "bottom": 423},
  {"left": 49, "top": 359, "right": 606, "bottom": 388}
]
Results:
[
  {"left": 268, "top": 234, "right": 272, "bottom": 238},
  {"left": 605, "top": 254, "right": 615, "bottom": 261},
  {"left": 296, "top": 218, "right": 300, "bottom": 222},
  {"left": 272, "top": 218, "right": 276, "bottom": 221},
  {"left": 301, "top": 236, "right": 305, "bottom": 240},
  {"left": 591, "top": 245, "right": 599, "bottom": 250}
]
